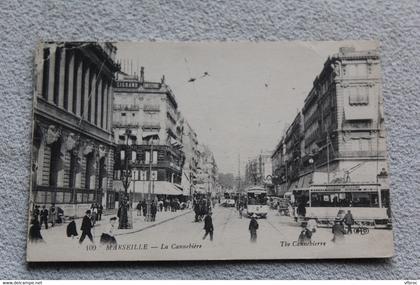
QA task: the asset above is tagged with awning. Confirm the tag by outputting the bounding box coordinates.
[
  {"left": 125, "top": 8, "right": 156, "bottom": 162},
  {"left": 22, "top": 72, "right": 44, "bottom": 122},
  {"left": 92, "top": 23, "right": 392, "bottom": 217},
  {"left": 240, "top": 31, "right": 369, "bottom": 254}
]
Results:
[
  {"left": 142, "top": 132, "right": 159, "bottom": 139},
  {"left": 194, "top": 184, "right": 207, "bottom": 194},
  {"left": 297, "top": 173, "right": 313, "bottom": 188},
  {"left": 113, "top": 180, "right": 184, "bottom": 196},
  {"left": 343, "top": 103, "right": 375, "bottom": 121}
]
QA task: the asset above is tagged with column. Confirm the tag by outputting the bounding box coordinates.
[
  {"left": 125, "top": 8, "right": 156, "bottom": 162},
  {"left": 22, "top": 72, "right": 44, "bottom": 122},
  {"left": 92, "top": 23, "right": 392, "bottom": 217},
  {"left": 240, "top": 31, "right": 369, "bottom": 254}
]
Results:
[
  {"left": 67, "top": 51, "right": 75, "bottom": 113},
  {"left": 75, "top": 153, "right": 83, "bottom": 188},
  {"left": 56, "top": 145, "right": 65, "bottom": 188},
  {"left": 83, "top": 65, "right": 90, "bottom": 121},
  {"left": 107, "top": 81, "right": 113, "bottom": 131},
  {"left": 75, "top": 59, "right": 83, "bottom": 116},
  {"left": 90, "top": 72, "right": 97, "bottom": 124},
  {"left": 35, "top": 45, "right": 44, "bottom": 98},
  {"left": 47, "top": 45, "right": 57, "bottom": 103},
  {"left": 96, "top": 79, "right": 103, "bottom": 127},
  {"left": 36, "top": 138, "right": 46, "bottom": 186},
  {"left": 58, "top": 48, "right": 66, "bottom": 108},
  {"left": 102, "top": 81, "right": 108, "bottom": 130}
]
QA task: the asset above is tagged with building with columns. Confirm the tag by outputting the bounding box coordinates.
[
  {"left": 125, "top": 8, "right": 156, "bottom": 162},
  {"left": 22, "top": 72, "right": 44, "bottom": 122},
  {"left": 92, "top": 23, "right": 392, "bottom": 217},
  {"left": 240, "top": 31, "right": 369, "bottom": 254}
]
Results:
[
  {"left": 271, "top": 47, "right": 389, "bottom": 199},
  {"left": 31, "top": 42, "right": 120, "bottom": 217}
]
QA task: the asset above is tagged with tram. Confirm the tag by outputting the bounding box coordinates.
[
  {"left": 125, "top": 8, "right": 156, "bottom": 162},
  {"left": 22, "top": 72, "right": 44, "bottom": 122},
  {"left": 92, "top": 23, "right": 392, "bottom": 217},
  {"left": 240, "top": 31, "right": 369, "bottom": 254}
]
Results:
[
  {"left": 292, "top": 182, "right": 391, "bottom": 228},
  {"left": 221, "top": 192, "right": 236, "bottom": 207},
  {"left": 245, "top": 186, "right": 269, "bottom": 218}
]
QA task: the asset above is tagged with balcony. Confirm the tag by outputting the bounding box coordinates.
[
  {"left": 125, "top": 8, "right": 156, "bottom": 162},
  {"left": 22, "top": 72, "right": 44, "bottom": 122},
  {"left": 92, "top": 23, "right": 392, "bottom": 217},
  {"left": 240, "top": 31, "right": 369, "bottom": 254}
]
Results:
[
  {"left": 116, "top": 81, "right": 140, "bottom": 88},
  {"left": 114, "top": 104, "right": 140, "bottom": 111},
  {"left": 33, "top": 185, "right": 103, "bottom": 205},
  {"left": 143, "top": 104, "right": 160, "bottom": 112},
  {"left": 114, "top": 122, "right": 140, "bottom": 128},
  {"left": 338, "top": 150, "right": 387, "bottom": 158}
]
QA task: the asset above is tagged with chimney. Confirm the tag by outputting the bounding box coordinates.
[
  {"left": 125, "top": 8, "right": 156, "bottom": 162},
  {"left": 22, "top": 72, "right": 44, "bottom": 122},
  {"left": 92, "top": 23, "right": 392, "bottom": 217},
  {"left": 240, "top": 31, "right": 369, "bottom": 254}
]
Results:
[
  {"left": 140, "top": 66, "right": 144, "bottom": 83},
  {"left": 161, "top": 75, "right": 165, "bottom": 84}
]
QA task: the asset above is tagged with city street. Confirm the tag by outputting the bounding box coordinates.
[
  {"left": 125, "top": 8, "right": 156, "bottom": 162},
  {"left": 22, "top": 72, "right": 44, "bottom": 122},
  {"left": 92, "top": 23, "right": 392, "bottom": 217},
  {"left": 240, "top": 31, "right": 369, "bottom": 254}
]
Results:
[{"left": 27, "top": 205, "right": 394, "bottom": 261}]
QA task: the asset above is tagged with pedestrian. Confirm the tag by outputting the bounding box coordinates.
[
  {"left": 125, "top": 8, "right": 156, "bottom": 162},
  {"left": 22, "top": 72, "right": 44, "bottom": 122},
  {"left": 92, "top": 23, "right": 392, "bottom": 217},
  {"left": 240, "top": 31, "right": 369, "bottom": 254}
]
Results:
[
  {"left": 298, "top": 221, "right": 312, "bottom": 243},
  {"left": 100, "top": 217, "right": 117, "bottom": 245},
  {"left": 40, "top": 205, "right": 49, "bottom": 229},
  {"left": 66, "top": 217, "right": 78, "bottom": 239},
  {"left": 79, "top": 210, "right": 94, "bottom": 244},
  {"left": 151, "top": 201, "right": 157, "bottom": 222},
  {"left": 343, "top": 210, "right": 354, "bottom": 234},
  {"left": 97, "top": 204, "right": 103, "bottom": 221},
  {"left": 194, "top": 202, "right": 200, "bottom": 222},
  {"left": 297, "top": 200, "right": 306, "bottom": 220},
  {"left": 249, "top": 214, "right": 259, "bottom": 242},
  {"left": 158, "top": 199, "right": 164, "bottom": 212},
  {"left": 32, "top": 205, "right": 40, "bottom": 223},
  {"left": 164, "top": 198, "right": 170, "bottom": 212},
  {"left": 91, "top": 203, "right": 98, "bottom": 226},
  {"left": 49, "top": 204, "right": 57, "bottom": 227},
  {"left": 202, "top": 212, "right": 214, "bottom": 241},
  {"left": 136, "top": 201, "right": 142, "bottom": 216},
  {"left": 117, "top": 197, "right": 129, "bottom": 229},
  {"left": 142, "top": 200, "right": 147, "bottom": 217},
  {"left": 238, "top": 203, "right": 244, "bottom": 219},
  {"left": 28, "top": 218, "right": 43, "bottom": 243},
  {"left": 332, "top": 217, "right": 346, "bottom": 243}
]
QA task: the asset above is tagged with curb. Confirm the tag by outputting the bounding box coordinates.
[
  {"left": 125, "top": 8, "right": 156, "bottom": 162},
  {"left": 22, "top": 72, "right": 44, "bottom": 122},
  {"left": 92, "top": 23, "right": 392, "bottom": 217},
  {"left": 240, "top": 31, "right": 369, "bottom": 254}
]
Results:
[{"left": 115, "top": 210, "right": 193, "bottom": 236}]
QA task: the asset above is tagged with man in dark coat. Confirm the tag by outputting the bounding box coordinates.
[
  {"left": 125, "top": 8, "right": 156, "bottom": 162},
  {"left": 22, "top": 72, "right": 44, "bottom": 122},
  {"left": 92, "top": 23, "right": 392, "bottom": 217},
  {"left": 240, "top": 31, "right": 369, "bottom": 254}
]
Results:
[
  {"left": 151, "top": 201, "right": 157, "bottom": 222},
  {"left": 97, "top": 204, "right": 103, "bottom": 221},
  {"left": 249, "top": 214, "right": 259, "bottom": 242},
  {"left": 66, "top": 217, "right": 78, "bottom": 239},
  {"left": 40, "top": 205, "right": 49, "bottom": 229},
  {"left": 142, "top": 200, "right": 147, "bottom": 217},
  {"left": 298, "top": 221, "right": 312, "bottom": 243},
  {"left": 297, "top": 200, "right": 306, "bottom": 218},
  {"left": 32, "top": 205, "right": 40, "bottom": 223},
  {"left": 332, "top": 217, "right": 346, "bottom": 243},
  {"left": 343, "top": 210, "right": 354, "bottom": 234},
  {"left": 28, "top": 218, "right": 43, "bottom": 243},
  {"left": 79, "top": 210, "right": 94, "bottom": 244},
  {"left": 202, "top": 212, "right": 214, "bottom": 241},
  {"left": 194, "top": 201, "right": 200, "bottom": 222}
]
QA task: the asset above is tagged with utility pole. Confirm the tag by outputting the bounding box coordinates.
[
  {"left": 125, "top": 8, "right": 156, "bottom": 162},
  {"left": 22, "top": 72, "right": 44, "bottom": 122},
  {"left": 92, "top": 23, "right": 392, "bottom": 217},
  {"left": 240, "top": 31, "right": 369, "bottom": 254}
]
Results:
[
  {"left": 237, "top": 153, "right": 241, "bottom": 193},
  {"left": 326, "top": 132, "right": 330, "bottom": 184}
]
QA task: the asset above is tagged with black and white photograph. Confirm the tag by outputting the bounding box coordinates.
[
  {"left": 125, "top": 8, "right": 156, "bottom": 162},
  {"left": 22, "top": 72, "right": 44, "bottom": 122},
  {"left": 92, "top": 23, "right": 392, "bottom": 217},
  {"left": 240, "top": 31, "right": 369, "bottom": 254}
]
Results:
[{"left": 27, "top": 41, "right": 394, "bottom": 262}]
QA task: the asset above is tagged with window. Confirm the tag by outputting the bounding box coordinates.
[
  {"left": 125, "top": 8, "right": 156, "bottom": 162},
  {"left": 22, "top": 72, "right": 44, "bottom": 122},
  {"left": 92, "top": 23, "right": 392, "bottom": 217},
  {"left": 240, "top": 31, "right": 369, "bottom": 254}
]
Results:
[
  {"left": 131, "top": 151, "right": 137, "bottom": 162},
  {"left": 310, "top": 191, "right": 379, "bottom": 207},
  {"left": 348, "top": 86, "right": 369, "bottom": 105},
  {"left": 131, "top": 170, "right": 139, "bottom": 180},
  {"left": 121, "top": 112, "right": 126, "bottom": 116},
  {"left": 140, "top": 171, "right": 147, "bottom": 181},
  {"left": 151, "top": 170, "right": 158, "bottom": 181},
  {"left": 153, "top": 151, "right": 158, "bottom": 164},
  {"left": 145, "top": 151, "right": 150, "bottom": 163},
  {"left": 120, "top": 150, "right": 125, "bottom": 161}
]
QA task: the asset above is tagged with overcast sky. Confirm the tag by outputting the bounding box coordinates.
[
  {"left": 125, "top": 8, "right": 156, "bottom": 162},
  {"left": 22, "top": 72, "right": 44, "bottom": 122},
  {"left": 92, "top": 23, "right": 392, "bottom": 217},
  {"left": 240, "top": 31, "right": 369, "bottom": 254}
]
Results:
[{"left": 115, "top": 41, "right": 378, "bottom": 175}]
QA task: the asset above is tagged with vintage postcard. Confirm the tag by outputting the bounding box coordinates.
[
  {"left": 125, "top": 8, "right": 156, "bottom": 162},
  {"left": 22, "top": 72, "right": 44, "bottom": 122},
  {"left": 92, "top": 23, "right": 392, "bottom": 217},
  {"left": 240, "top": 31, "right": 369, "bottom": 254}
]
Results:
[{"left": 27, "top": 41, "right": 393, "bottom": 262}]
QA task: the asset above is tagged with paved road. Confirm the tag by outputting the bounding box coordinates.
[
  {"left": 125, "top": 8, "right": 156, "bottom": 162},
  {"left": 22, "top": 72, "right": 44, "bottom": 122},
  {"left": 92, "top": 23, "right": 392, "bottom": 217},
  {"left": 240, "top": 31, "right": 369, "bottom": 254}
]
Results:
[{"left": 28, "top": 205, "right": 394, "bottom": 261}]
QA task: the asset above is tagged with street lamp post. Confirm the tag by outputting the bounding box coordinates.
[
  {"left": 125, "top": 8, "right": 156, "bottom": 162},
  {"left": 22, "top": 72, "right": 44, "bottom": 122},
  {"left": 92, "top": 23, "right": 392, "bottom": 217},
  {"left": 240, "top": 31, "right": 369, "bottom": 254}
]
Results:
[
  {"left": 119, "top": 128, "right": 133, "bottom": 229},
  {"left": 143, "top": 133, "right": 159, "bottom": 222}
]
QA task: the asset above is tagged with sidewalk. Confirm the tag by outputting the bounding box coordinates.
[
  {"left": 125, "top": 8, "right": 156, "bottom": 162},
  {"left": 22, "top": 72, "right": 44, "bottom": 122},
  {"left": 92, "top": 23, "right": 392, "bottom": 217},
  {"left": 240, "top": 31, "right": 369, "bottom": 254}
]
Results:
[{"left": 39, "top": 208, "right": 193, "bottom": 242}]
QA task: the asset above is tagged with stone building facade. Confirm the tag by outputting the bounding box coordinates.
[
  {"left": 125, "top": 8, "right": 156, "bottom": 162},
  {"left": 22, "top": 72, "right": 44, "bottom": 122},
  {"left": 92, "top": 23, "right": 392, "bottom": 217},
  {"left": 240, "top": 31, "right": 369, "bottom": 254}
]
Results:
[
  {"left": 272, "top": 47, "right": 389, "bottom": 195},
  {"left": 31, "top": 42, "right": 120, "bottom": 217},
  {"left": 180, "top": 118, "right": 200, "bottom": 197},
  {"left": 196, "top": 144, "right": 218, "bottom": 196},
  {"left": 112, "top": 68, "right": 185, "bottom": 200}
]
